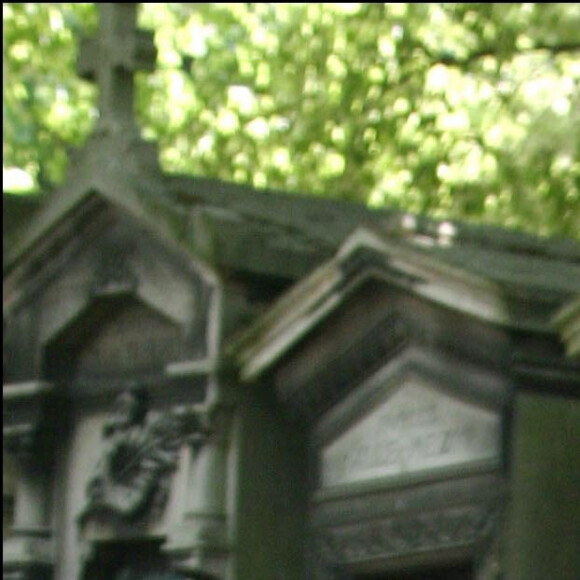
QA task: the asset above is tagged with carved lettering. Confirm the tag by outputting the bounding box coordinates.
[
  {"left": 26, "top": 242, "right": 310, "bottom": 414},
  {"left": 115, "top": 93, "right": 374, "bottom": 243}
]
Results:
[{"left": 321, "top": 381, "right": 500, "bottom": 487}]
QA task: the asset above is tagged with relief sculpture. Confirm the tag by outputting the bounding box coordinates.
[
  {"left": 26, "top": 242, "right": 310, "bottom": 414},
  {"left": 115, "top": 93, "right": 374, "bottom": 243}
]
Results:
[
  {"left": 313, "top": 506, "right": 499, "bottom": 579},
  {"left": 80, "top": 385, "right": 212, "bottom": 525}
]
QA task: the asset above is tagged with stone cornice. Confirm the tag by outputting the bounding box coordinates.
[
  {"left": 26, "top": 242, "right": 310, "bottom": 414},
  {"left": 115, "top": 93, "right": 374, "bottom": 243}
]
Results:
[
  {"left": 3, "top": 382, "right": 54, "bottom": 459},
  {"left": 232, "top": 227, "right": 548, "bottom": 383},
  {"left": 553, "top": 296, "right": 580, "bottom": 359}
]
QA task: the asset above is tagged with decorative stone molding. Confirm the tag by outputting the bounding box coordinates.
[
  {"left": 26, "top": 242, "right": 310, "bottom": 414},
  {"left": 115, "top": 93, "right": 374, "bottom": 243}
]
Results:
[
  {"left": 3, "top": 530, "right": 54, "bottom": 580},
  {"left": 79, "top": 385, "right": 213, "bottom": 526},
  {"left": 3, "top": 383, "right": 56, "bottom": 580},
  {"left": 278, "top": 312, "right": 408, "bottom": 423},
  {"left": 3, "top": 382, "right": 54, "bottom": 463},
  {"left": 553, "top": 296, "right": 580, "bottom": 359},
  {"left": 163, "top": 404, "right": 231, "bottom": 580},
  {"left": 91, "top": 239, "right": 138, "bottom": 297},
  {"left": 312, "top": 505, "right": 499, "bottom": 579}
]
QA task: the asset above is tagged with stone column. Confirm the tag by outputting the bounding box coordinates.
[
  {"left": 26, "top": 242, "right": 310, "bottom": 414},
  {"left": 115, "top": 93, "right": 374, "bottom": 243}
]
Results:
[
  {"left": 3, "top": 383, "right": 55, "bottom": 580},
  {"left": 165, "top": 404, "right": 230, "bottom": 579},
  {"left": 13, "top": 465, "right": 48, "bottom": 530}
]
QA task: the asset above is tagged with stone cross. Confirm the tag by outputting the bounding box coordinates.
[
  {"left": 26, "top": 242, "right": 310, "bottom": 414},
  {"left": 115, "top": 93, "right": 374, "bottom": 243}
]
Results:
[{"left": 77, "top": 3, "right": 156, "bottom": 130}]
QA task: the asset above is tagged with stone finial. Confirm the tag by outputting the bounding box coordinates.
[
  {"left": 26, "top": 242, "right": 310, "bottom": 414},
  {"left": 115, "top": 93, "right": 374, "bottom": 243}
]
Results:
[{"left": 77, "top": 4, "right": 156, "bottom": 130}]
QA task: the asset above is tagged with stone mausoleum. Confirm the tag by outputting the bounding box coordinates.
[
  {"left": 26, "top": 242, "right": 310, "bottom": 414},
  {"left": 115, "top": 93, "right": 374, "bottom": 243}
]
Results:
[{"left": 3, "top": 5, "right": 580, "bottom": 580}]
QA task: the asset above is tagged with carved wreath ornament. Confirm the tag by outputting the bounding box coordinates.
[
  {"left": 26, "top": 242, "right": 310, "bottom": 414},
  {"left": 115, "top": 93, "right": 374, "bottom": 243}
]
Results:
[{"left": 80, "top": 385, "right": 212, "bottom": 524}]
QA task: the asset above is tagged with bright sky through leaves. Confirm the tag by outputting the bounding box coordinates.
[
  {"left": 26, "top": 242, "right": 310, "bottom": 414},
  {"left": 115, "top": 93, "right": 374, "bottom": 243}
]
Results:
[{"left": 3, "top": 3, "right": 580, "bottom": 239}]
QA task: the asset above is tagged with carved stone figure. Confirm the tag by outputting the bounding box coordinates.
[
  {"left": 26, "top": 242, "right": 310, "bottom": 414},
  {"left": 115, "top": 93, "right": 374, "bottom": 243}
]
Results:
[{"left": 80, "top": 385, "right": 212, "bottom": 524}]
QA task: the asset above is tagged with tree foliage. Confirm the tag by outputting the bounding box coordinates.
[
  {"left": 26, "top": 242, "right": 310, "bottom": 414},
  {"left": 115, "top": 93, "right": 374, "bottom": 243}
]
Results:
[{"left": 3, "top": 3, "right": 580, "bottom": 239}]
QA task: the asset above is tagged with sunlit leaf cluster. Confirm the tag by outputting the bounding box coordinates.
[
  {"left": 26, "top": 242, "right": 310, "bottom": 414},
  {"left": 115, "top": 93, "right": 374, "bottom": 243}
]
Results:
[{"left": 3, "top": 3, "right": 580, "bottom": 239}]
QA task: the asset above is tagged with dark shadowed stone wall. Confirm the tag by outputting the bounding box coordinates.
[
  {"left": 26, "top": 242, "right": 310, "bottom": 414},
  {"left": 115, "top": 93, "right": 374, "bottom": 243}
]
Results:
[
  {"left": 506, "top": 392, "right": 580, "bottom": 580},
  {"left": 233, "top": 381, "right": 308, "bottom": 580}
]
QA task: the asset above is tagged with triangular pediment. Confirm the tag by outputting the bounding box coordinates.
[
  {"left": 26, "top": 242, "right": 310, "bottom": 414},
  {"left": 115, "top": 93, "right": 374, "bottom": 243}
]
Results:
[
  {"left": 4, "top": 180, "right": 206, "bottom": 279},
  {"left": 233, "top": 228, "right": 513, "bottom": 383},
  {"left": 233, "top": 226, "right": 578, "bottom": 413},
  {"left": 320, "top": 377, "right": 501, "bottom": 489},
  {"left": 44, "top": 295, "right": 187, "bottom": 384},
  {"left": 3, "top": 191, "right": 220, "bottom": 385}
]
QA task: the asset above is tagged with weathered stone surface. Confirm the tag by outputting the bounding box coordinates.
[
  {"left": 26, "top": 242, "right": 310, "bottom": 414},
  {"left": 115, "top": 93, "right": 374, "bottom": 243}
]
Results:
[
  {"left": 4, "top": 202, "right": 218, "bottom": 388},
  {"left": 79, "top": 386, "right": 212, "bottom": 526},
  {"left": 3, "top": 382, "right": 55, "bottom": 461},
  {"left": 314, "top": 504, "right": 498, "bottom": 573},
  {"left": 321, "top": 380, "right": 500, "bottom": 488},
  {"left": 506, "top": 393, "right": 580, "bottom": 580},
  {"left": 77, "top": 4, "right": 156, "bottom": 130},
  {"left": 3, "top": 3, "right": 580, "bottom": 580},
  {"left": 233, "top": 227, "right": 580, "bottom": 391},
  {"left": 553, "top": 296, "right": 580, "bottom": 359}
]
